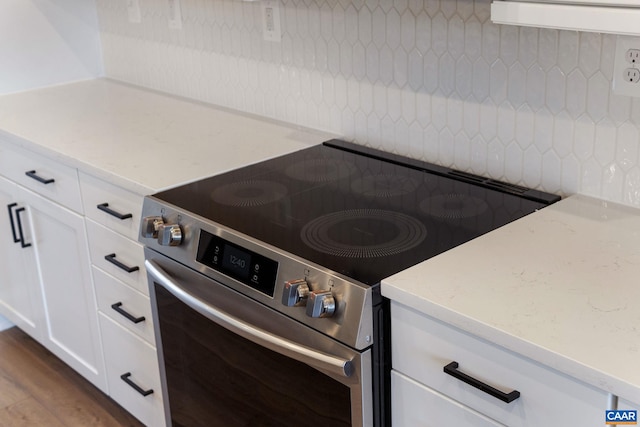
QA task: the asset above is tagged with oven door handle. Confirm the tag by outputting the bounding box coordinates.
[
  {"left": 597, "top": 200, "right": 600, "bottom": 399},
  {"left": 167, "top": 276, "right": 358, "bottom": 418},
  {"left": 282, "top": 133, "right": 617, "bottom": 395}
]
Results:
[{"left": 145, "top": 260, "right": 355, "bottom": 378}]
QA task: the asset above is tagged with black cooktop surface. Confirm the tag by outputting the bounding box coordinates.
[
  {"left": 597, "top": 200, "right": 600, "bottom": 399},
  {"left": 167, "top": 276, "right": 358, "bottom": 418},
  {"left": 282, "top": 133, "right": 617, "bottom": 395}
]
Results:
[{"left": 154, "top": 140, "right": 559, "bottom": 285}]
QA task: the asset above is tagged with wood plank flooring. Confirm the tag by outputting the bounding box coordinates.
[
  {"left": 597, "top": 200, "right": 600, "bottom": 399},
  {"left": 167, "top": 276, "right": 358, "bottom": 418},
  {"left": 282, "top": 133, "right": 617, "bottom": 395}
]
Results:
[{"left": 0, "top": 327, "right": 144, "bottom": 427}]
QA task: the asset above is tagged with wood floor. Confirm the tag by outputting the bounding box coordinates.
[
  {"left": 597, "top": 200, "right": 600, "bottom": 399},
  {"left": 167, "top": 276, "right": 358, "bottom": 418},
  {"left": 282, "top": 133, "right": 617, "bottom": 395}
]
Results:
[{"left": 0, "top": 327, "right": 144, "bottom": 427}]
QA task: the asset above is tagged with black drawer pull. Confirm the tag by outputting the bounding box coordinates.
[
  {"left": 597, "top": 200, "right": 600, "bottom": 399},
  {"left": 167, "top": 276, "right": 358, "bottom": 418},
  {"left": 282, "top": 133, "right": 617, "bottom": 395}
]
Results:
[
  {"left": 15, "top": 207, "right": 31, "bottom": 248},
  {"left": 443, "top": 361, "right": 520, "bottom": 403},
  {"left": 120, "top": 372, "right": 153, "bottom": 396},
  {"left": 25, "top": 170, "right": 55, "bottom": 184},
  {"left": 97, "top": 203, "right": 132, "bottom": 220},
  {"left": 7, "top": 203, "right": 20, "bottom": 243},
  {"left": 111, "top": 302, "right": 145, "bottom": 324},
  {"left": 104, "top": 253, "right": 139, "bottom": 273}
]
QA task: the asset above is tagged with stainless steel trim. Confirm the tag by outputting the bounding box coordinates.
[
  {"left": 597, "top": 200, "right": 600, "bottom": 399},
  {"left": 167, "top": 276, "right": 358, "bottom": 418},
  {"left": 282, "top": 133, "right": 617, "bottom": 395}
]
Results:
[{"left": 146, "top": 259, "right": 355, "bottom": 378}]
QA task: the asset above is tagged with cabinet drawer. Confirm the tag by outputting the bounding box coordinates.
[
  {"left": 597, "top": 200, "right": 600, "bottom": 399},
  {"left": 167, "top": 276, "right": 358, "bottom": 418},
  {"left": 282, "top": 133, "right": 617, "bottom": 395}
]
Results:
[
  {"left": 0, "top": 143, "right": 82, "bottom": 212},
  {"left": 86, "top": 219, "right": 147, "bottom": 295},
  {"left": 392, "top": 370, "right": 504, "bottom": 427},
  {"left": 80, "top": 172, "right": 142, "bottom": 241},
  {"left": 99, "top": 313, "right": 165, "bottom": 427},
  {"left": 391, "top": 302, "right": 608, "bottom": 427},
  {"left": 94, "top": 267, "right": 155, "bottom": 345}
]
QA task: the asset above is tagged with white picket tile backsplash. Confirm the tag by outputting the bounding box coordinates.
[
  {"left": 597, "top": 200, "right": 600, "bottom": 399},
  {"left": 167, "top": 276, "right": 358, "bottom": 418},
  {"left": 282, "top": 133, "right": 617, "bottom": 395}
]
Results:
[{"left": 97, "top": 0, "right": 640, "bottom": 205}]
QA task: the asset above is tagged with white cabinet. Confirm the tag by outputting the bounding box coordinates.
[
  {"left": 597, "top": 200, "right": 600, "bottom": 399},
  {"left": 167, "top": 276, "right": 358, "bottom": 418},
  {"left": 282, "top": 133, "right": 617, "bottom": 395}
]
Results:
[
  {"left": 0, "top": 143, "right": 83, "bottom": 212},
  {"left": 392, "top": 371, "right": 504, "bottom": 427},
  {"left": 80, "top": 172, "right": 166, "bottom": 426},
  {"left": 491, "top": 0, "right": 640, "bottom": 35},
  {"left": 390, "top": 301, "right": 611, "bottom": 427},
  {"left": 0, "top": 146, "right": 106, "bottom": 392},
  {"left": 20, "top": 183, "right": 105, "bottom": 390},
  {"left": 80, "top": 172, "right": 143, "bottom": 241},
  {"left": 0, "top": 176, "right": 44, "bottom": 340},
  {"left": 99, "top": 313, "right": 165, "bottom": 427}
]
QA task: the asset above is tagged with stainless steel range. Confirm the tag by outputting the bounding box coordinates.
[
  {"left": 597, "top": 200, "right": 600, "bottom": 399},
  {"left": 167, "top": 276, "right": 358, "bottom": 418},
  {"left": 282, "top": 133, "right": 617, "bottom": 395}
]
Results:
[{"left": 139, "top": 139, "right": 559, "bottom": 427}]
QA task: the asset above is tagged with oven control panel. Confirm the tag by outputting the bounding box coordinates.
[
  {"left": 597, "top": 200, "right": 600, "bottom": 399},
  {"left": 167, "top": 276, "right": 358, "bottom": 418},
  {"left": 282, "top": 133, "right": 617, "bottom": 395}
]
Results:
[
  {"left": 197, "top": 231, "right": 279, "bottom": 297},
  {"left": 140, "top": 197, "right": 375, "bottom": 350}
]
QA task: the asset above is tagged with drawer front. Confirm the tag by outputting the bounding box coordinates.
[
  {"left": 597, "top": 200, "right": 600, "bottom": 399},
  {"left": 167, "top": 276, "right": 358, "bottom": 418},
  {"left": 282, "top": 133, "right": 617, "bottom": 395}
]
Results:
[
  {"left": 86, "top": 219, "right": 147, "bottom": 295},
  {"left": 94, "top": 267, "right": 155, "bottom": 345},
  {"left": 392, "top": 370, "right": 504, "bottom": 427},
  {"left": 0, "top": 143, "right": 82, "bottom": 212},
  {"left": 391, "top": 302, "right": 608, "bottom": 427},
  {"left": 80, "top": 172, "right": 142, "bottom": 241},
  {"left": 99, "top": 313, "right": 165, "bottom": 427}
]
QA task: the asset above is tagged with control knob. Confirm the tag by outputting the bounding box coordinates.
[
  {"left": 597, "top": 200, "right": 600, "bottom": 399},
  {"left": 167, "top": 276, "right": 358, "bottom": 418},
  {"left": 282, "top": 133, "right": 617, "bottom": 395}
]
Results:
[
  {"left": 282, "top": 279, "right": 310, "bottom": 307},
  {"left": 141, "top": 216, "right": 164, "bottom": 238},
  {"left": 306, "top": 290, "right": 336, "bottom": 318},
  {"left": 157, "top": 224, "right": 183, "bottom": 246}
]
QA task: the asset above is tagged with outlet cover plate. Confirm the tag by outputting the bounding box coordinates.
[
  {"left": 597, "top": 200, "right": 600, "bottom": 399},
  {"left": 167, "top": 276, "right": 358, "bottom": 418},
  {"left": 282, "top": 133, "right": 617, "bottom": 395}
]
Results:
[
  {"left": 261, "top": 0, "right": 281, "bottom": 42},
  {"left": 127, "top": 0, "right": 141, "bottom": 23},
  {"left": 613, "top": 35, "right": 640, "bottom": 98},
  {"left": 168, "top": 0, "right": 182, "bottom": 30}
]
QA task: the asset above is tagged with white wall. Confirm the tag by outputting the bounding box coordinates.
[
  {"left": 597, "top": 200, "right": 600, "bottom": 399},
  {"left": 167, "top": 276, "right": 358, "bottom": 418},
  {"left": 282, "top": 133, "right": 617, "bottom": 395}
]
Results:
[
  {"left": 0, "top": 0, "right": 103, "bottom": 95},
  {"left": 98, "top": 0, "right": 640, "bottom": 207}
]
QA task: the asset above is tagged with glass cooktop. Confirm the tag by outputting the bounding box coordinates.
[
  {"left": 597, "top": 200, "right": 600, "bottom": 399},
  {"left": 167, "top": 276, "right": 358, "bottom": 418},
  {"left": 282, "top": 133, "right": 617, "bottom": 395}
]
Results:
[{"left": 154, "top": 140, "right": 559, "bottom": 285}]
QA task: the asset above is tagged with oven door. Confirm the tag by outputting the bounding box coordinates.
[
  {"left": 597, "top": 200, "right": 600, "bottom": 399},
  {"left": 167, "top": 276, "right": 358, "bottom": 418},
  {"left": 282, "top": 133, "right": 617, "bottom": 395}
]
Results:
[{"left": 145, "top": 251, "right": 372, "bottom": 427}]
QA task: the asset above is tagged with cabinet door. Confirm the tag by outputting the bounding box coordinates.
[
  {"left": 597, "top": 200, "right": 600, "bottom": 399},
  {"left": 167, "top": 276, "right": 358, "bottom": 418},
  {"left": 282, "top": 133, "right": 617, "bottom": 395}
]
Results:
[
  {"left": 0, "top": 176, "right": 43, "bottom": 340},
  {"left": 19, "top": 185, "right": 106, "bottom": 392}
]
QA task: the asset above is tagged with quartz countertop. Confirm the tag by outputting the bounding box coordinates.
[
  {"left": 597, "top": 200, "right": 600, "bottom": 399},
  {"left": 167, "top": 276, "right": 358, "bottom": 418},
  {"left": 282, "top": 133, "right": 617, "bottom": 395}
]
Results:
[
  {"left": 382, "top": 194, "right": 640, "bottom": 404},
  {"left": 0, "top": 79, "right": 333, "bottom": 194}
]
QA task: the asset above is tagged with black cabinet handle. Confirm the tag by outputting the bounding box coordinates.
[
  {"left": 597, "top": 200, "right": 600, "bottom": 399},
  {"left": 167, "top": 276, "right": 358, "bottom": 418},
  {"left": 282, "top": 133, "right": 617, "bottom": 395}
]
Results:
[
  {"left": 25, "top": 170, "right": 55, "bottom": 185},
  {"left": 14, "top": 207, "right": 31, "bottom": 249},
  {"left": 111, "top": 302, "right": 145, "bottom": 324},
  {"left": 443, "top": 361, "right": 520, "bottom": 403},
  {"left": 104, "top": 253, "right": 139, "bottom": 273},
  {"left": 120, "top": 372, "right": 153, "bottom": 396},
  {"left": 7, "top": 203, "right": 20, "bottom": 243},
  {"left": 97, "top": 203, "right": 132, "bottom": 220}
]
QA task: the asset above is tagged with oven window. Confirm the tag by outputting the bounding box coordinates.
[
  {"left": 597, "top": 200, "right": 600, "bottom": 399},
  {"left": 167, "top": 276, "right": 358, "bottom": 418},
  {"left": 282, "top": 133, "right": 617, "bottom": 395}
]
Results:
[{"left": 155, "top": 284, "right": 352, "bottom": 427}]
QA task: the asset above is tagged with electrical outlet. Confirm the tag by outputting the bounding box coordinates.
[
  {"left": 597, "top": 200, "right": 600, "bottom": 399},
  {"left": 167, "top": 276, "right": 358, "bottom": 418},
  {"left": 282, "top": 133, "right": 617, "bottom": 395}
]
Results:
[
  {"left": 624, "top": 68, "right": 640, "bottom": 83},
  {"left": 168, "top": 0, "right": 182, "bottom": 30},
  {"left": 261, "top": 0, "right": 281, "bottom": 42},
  {"left": 127, "top": 0, "right": 141, "bottom": 23},
  {"left": 613, "top": 36, "right": 640, "bottom": 98},
  {"left": 626, "top": 49, "right": 640, "bottom": 64}
]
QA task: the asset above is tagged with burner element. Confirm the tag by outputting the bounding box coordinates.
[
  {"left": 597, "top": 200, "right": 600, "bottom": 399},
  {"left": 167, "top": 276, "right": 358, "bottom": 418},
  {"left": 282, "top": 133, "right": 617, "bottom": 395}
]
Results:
[
  {"left": 351, "top": 174, "right": 419, "bottom": 198},
  {"left": 211, "top": 180, "right": 288, "bottom": 207},
  {"left": 420, "top": 193, "right": 489, "bottom": 219},
  {"left": 301, "top": 209, "right": 427, "bottom": 258},
  {"left": 285, "top": 159, "right": 356, "bottom": 182}
]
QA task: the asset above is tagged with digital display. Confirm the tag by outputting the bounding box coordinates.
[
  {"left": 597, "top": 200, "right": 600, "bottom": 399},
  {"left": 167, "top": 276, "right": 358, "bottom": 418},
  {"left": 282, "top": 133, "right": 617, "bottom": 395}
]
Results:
[
  {"left": 196, "top": 230, "right": 278, "bottom": 297},
  {"left": 221, "top": 245, "right": 251, "bottom": 279}
]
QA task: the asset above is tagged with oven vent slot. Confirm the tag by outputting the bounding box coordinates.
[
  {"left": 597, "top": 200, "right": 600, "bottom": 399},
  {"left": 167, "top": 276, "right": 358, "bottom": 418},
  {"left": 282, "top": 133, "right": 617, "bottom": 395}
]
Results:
[
  {"left": 448, "top": 171, "right": 528, "bottom": 195},
  {"left": 447, "top": 170, "right": 484, "bottom": 184},
  {"left": 486, "top": 179, "right": 529, "bottom": 194}
]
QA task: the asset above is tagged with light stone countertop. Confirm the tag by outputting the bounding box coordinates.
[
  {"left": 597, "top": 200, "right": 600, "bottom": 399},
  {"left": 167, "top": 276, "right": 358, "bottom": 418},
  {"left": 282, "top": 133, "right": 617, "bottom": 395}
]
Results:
[
  {"left": 382, "top": 194, "right": 640, "bottom": 404},
  {"left": 0, "top": 79, "right": 333, "bottom": 194}
]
